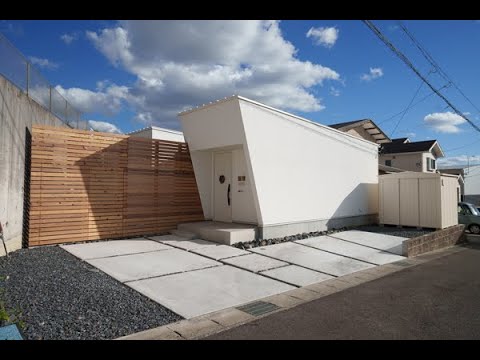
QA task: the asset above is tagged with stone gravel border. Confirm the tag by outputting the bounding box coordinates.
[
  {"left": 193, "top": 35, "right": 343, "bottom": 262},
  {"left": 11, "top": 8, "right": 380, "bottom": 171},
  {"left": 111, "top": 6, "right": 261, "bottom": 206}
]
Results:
[
  {"left": 231, "top": 224, "right": 434, "bottom": 251},
  {"left": 0, "top": 246, "right": 182, "bottom": 340}
]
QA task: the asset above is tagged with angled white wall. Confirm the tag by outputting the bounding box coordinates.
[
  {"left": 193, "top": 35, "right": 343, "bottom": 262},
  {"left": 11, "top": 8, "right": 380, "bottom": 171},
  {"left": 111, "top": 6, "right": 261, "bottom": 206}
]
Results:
[
  {"left": 180, "top": 99, "right": 259, "bottom": 224},
  {"left": 238, "top": 99, "right": 379, "bottom": 227},
  {"left": 180, "top": 96, "right": 379, "bottom": 238}
]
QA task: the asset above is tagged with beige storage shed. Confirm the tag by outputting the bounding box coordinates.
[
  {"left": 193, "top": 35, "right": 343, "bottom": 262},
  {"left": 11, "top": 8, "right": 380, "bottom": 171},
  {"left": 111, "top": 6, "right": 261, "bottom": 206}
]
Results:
[{"left": 379, "top": 171, "right": 458, "bottom": 229}]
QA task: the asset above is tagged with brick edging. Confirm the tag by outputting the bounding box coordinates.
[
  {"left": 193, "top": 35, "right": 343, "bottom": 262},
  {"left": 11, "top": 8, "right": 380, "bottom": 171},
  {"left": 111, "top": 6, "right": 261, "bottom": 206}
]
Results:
[{"left": 402, "top": 224, "right": 466, "bottom": 257}]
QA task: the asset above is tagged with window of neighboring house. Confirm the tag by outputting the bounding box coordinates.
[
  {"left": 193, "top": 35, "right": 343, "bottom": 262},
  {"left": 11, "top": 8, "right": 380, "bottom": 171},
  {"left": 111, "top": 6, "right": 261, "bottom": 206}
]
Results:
[
  {"left": 426, "top": 158, "right": 436, "bottom": 171},
  {"left": 385, "top": 160, "right": 392, "bottom": 167}
]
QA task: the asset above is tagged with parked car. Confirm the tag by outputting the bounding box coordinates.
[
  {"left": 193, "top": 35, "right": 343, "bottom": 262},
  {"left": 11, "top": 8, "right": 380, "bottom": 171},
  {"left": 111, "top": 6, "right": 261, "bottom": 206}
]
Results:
[{"left": 458, "top": 202, "right": 480, "bottom": 234}]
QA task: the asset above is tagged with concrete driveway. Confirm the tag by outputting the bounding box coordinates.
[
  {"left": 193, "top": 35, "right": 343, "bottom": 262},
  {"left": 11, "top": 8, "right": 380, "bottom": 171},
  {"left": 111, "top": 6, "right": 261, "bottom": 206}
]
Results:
[{"left": 61, "top": 230, "right": 406, "bottom": 319}]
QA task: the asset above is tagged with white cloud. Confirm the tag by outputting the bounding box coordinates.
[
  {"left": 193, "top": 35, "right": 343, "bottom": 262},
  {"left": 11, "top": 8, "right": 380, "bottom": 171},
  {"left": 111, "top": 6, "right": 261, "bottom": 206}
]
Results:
[
  {"left": 60, "top": 32, "right": 78, "bottom": 44},
  {"left": 29, "top": 56, "right": 59, "bottom": 70},
  {"left": 330, "top": 86, "right": 340, "bottom": 96},
  {"left": 88, "top": 120, "right": 122, "bottom": 134},
  {"left": 81, "top": 20, "right": 340, "bottom": 127},
  {"left": 405, "top": 132, "right": 416, "bottom": 138},
  {"left": 361, "top": 67, "right": 383, "bottom": 81},
  {"left": 306, "top": 26, "right": 339, "bottom": 48},
  {"left": 55, "top": 82, "right": 130, "bottom": 116},
  {"left": 438, "top": 155, "right": 480, "bottom": 167},
  {"left": 424, "top": 111, "right": 466, "bottom": 133}
]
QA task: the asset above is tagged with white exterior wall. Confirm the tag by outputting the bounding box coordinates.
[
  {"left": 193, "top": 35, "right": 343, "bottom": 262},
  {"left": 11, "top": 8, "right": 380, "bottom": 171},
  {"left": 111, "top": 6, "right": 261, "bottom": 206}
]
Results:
[
  {"left": 465, "top": 165, "right": 480, "bottom": 195},
  {"left": 238, "top": 100, "right": 379, "bottom": 227},
  {"left": 180, "top": 99, "right": 258, "bottom": 224},
  {"left": 180, "top": 96, "right": 379, "bottom": 234},
  {"left": 190, "top": 151, "right": 213, "bottom": 219},
  {"left": 128, "top": 128, "right": 152, "bottom": 139},
  {"left": 231, "top": 149, "right": 257, "bottom": 224},
  {"left": 129, "top": 127, "right": 185, "bottom": 142},
  {"left": 151, "top": 128, "right": 185, "bottom": 142}
]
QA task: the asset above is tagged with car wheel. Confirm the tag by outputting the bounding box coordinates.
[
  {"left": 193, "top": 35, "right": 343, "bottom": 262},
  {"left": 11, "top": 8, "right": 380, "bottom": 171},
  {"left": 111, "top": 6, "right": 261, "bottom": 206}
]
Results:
[{"left": 469, "top": 224, "right": 480, "bottom": 234}]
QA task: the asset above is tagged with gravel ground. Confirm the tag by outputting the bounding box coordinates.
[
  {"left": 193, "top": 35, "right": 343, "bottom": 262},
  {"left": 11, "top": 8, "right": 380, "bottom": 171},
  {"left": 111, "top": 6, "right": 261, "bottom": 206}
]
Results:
[
  {"left": 353, "top": 225, "right": 434, "bottom": 239},
  {"left": 0, "top": 246, "right": 182, "bottom": 340}
]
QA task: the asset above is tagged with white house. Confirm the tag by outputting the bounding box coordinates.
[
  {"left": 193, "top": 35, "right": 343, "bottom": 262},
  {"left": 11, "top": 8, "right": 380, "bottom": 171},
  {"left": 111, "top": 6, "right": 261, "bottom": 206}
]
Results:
[
  {"left": 128, "top": 125, "right": 185, "bottom": 142},
  {"left": 179, "top": 95, "right": 379, "bottom": 239},
  {"left": 459, "top": 164, "right": 480, "bottom": 205}
]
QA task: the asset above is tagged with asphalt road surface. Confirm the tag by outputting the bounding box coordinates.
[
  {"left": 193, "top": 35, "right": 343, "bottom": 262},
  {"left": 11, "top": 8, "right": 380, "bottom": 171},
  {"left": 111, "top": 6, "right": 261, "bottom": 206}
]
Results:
[{"left": 205, "top": 244, "right": 480, "bottom": 340}]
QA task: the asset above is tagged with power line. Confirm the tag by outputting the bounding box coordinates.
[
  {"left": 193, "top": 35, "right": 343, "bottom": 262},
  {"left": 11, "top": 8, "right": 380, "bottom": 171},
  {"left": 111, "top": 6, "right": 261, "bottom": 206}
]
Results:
[
  {"left": 398, "top": 21, "right": 480, "bottom": 115},
  {"left": 444, "top": 138, "right": 480, "bottom": 153},
  {"left": 378, "top": 83, "right": 450, "bottom": 125},
  {"left": 390, "top": 80, "right": 424, "bottom": 137},
  {"left": 362, "top": 20, "right": 480, "bottom": 134}
]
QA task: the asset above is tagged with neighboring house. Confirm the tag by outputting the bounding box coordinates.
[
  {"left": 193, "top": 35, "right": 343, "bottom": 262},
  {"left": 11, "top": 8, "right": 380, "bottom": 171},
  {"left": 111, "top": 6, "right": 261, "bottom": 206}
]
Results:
[
  {"left": 128, "top": 126, "right": 185, "bottom": 142},
  {"left": 328, "top": 119, "right": 391, "bottom": 145},
  {"left": 327, "top": 120, "right": 445, "bottom": 175},
  {"left": 379, "top": 138, "right": 445, "bottom": 173},
  {"left": 438, "top": 168, "right": 465, "bottom": 201},
  {"left": 179, "top": 96, "right": 379, "bottom": 239},
  {"left": 460, "top": 164, "right": 480, "bottom": 205}
]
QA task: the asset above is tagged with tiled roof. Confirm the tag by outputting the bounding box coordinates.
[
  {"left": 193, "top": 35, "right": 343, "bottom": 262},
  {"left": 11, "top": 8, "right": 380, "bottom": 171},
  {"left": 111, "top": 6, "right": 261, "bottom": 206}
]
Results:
[{"left": 380, "top": 140, "right": 437, "bottom": 154}]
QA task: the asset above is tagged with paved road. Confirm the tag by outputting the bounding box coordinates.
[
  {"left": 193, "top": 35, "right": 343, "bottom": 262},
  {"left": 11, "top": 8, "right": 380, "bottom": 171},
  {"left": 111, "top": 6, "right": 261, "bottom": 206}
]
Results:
[{"left": 205, "top": 244, "right": 480, "bottom": 340}]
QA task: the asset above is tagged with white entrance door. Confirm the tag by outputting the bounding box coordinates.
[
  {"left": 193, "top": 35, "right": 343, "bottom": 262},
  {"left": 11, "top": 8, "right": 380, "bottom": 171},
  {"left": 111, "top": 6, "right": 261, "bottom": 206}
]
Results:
[{"left": 214, "top": 152, "right": 232, "bottom": 222}]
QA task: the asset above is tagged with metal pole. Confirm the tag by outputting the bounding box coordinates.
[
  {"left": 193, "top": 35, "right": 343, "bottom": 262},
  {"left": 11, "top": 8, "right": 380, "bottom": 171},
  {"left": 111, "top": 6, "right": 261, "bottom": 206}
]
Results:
[{"left": 49, "top": 86, "right": 52, "bottom": 112}]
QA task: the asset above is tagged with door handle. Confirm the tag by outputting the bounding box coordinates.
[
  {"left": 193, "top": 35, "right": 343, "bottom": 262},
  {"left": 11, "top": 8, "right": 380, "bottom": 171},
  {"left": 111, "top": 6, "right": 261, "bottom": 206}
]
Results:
[{"left": 227, "top": 184, "right": 231, "bottom": 206}]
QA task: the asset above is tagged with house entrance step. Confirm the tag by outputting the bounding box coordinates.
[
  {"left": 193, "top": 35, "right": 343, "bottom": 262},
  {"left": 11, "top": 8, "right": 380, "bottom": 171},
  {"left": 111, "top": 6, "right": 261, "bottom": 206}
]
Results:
[
  {"left": 177, "top": 221, "right": 257, "bottom": 246},
  {"left": 170, "top": 230, "right": 198, "bottom": 240}
]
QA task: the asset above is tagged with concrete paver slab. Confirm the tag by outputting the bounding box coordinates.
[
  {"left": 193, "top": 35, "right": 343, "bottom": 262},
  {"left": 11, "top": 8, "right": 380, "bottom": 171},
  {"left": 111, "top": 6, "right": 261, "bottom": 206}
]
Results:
[
  {"left": 128, "top": 265, "right": 295, "bottom": 319},
  {"left": 191, "top": 245, "right": 250, "bottom": 260},
  {"left": 61, "top": 239, "right": 172, "bottom": 260},
  {"left": 251, "top": 242, "right": 375, "bottom": 276},
  {"left": 297, "top": 236, "right": 405, "bottom": 265},
  {"left": 261, "top": 265, "right": 333, "bottom": 287},
  {"left": 86, "top": 249, "right": 221, "bottom": 283},
  {"left": 222, "top": 253, "right": 288, "bottom": 273},
  {"left": 149, "top": 235, "right": 216, "bottom": 251},
  {"left": 331, "top": 230, "right": 406, "bottom": 255}
]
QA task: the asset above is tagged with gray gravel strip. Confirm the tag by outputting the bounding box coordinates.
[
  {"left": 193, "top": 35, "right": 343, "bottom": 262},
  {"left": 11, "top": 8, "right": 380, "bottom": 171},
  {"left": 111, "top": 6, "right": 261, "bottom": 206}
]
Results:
[
  {"left": 354, "top": 225, "right": 434, "bottom": 239},
  {"left": 0, "top": 246, "right": 182, "bottom": 340}
]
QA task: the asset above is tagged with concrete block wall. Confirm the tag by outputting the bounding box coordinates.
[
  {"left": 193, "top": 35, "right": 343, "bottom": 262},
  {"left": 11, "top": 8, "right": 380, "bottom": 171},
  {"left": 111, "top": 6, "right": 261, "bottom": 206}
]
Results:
[
  {"left": 402, "top": 224, "right": 465, "bottom": 257},
  {"left": 0, "top": 75, "right": 66, "bottom": 256}
]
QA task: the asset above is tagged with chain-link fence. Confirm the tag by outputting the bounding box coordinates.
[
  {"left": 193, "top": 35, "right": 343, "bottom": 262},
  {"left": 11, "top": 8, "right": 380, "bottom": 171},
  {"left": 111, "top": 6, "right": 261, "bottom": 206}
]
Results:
[{"left": 0, "top": 33, "right": 86, "bottom": 129}]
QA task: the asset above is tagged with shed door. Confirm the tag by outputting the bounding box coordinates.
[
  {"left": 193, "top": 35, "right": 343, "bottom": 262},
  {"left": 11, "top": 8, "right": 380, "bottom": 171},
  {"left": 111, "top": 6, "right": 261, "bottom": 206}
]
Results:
[{"left": 213, "top": 152, "right": 232, "bottom": 222}]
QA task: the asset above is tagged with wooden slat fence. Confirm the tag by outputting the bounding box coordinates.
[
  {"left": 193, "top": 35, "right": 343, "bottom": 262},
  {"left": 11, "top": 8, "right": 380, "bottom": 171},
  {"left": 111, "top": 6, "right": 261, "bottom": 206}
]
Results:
[{"left": 28, "top": 125, "right": 204, "bottom": 246}]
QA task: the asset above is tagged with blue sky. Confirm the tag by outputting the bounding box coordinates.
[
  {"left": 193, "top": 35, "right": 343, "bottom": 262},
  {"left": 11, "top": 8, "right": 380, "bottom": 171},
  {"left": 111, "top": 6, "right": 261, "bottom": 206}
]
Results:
[{"left": 1, "top": 20, "right": 480, "bottom": 167}]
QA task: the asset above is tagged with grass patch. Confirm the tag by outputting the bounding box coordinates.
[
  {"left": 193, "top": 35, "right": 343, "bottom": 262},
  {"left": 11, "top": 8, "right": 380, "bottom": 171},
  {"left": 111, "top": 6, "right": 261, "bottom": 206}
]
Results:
[{"left": 0, "top": 275, "right": 25, "bottom": 330}]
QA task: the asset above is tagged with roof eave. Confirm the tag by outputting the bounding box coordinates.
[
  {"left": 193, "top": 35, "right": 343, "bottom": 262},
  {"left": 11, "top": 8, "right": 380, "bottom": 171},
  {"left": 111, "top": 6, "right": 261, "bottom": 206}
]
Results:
[{"left": 430, "top": 141, "right": 445, "bottom": 158}]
